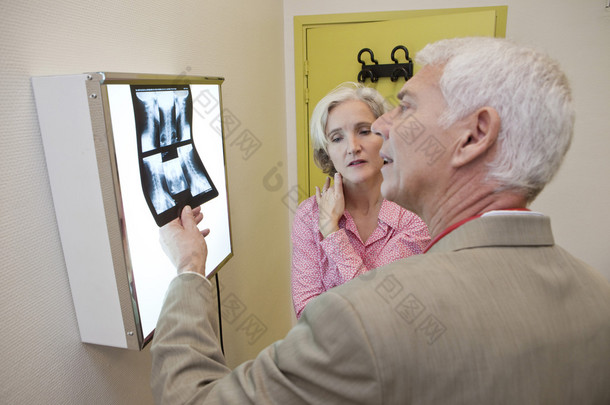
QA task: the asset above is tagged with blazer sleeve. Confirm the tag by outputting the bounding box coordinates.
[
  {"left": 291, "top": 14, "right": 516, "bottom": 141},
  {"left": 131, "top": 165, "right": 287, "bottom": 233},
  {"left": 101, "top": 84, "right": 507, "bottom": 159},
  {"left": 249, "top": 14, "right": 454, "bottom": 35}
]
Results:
[{"left": 151, "top": 273, "right": 382, "bottom": 405}]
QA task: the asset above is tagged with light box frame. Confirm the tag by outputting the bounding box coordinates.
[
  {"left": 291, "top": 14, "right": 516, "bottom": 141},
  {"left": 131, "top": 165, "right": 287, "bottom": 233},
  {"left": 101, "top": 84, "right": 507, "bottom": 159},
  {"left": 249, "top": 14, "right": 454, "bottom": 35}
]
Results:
[{"left": 32, "top": 72, "right": 233, "bottom": 350}]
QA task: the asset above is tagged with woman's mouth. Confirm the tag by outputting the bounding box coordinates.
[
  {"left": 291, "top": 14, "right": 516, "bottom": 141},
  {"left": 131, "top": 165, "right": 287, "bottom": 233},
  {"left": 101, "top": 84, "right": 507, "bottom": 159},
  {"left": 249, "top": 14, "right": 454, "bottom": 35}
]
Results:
[{"left": 348, "top": 159, "right": 366, "bottom": 166}]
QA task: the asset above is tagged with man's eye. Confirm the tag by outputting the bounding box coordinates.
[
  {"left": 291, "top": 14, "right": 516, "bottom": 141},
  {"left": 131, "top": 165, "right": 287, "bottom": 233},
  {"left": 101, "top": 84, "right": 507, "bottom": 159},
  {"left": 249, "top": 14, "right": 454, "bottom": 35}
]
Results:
[
  {"left": 359, "top": 129, "right": 371, "bottom": 135},
  {"left": 391, "top": 105, "right": 405, "bottom": 117}
]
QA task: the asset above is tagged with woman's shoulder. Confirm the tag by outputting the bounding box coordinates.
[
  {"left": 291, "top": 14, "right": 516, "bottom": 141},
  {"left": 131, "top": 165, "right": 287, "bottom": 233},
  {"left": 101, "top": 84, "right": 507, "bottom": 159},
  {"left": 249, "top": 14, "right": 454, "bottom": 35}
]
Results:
[
  {"left": 292, "top": 196, "right": 321, "bottom": 237},
  {"left": 381, "top": 199, "right": 427, "bottom": 229},
  {"left": 296, "top": 195, "right": 317, "bottom": 211},
  {"left": 380, "top": 199, "right": 411, "bottom": 217},
  {"left": 295, "top": 195, "right": 319, "bottom": 220}
]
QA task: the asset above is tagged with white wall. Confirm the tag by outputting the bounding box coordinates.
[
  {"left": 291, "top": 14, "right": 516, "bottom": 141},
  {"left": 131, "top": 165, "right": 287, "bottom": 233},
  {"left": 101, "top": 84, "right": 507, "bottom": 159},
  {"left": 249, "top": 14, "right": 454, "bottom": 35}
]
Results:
[
  {"left": 283, "top": 0, "right": 610, "bottom": 279},
  {"left": 0, "top": 1, "right": 291, "bottom": 403}
]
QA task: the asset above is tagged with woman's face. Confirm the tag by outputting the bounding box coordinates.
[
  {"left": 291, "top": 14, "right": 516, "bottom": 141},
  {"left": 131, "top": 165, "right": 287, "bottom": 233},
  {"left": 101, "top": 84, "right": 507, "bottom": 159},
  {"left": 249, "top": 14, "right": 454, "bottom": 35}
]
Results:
[{"left": 325, "top": 99, "right": 384, "bottom": 185}]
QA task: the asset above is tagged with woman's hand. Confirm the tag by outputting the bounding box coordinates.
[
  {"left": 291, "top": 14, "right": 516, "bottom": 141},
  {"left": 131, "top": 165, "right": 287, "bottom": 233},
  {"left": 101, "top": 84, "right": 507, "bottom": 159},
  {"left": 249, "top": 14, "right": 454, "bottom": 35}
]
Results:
[{"left": 315, "top": 173, "right": 345, "bottom": 238}]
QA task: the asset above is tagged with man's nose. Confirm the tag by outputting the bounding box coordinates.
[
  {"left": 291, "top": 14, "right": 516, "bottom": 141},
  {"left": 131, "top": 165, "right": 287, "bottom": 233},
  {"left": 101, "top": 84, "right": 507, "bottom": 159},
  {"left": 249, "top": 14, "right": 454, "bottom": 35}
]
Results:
[{"left": 372, "top": 112, "right": 391, "bottom": 140}]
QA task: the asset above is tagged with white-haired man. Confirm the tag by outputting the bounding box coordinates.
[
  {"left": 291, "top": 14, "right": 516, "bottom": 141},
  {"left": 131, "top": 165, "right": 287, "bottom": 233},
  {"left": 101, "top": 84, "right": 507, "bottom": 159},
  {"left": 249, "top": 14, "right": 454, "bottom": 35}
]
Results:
[{"left": 151, "top": 37, "right": 610, "bottom": 404}]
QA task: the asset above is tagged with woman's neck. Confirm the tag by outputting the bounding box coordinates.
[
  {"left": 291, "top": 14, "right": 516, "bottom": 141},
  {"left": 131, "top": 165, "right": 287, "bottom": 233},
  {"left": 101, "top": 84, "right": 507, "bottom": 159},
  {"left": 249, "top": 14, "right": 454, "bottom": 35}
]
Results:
[{"left": 342, "top": 173, "right": 384, "bottom": 216}]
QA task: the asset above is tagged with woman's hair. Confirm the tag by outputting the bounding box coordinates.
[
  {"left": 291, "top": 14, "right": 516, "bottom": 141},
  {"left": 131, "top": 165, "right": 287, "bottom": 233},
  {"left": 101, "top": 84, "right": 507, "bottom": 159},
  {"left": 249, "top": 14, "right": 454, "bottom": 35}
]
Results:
[
  {"left": 310, "top": 82, "right": 390, "bottom": 175},
  {"left": 416, "top": 37, "right": 574, "bottom": 202}
]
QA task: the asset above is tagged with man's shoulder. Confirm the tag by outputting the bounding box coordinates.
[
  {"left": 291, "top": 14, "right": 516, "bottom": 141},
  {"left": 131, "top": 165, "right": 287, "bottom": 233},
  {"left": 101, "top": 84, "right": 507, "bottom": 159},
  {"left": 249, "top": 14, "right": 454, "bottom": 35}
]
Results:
[{"left": 335, "top": 243, "right": 610, "bottom": 317}]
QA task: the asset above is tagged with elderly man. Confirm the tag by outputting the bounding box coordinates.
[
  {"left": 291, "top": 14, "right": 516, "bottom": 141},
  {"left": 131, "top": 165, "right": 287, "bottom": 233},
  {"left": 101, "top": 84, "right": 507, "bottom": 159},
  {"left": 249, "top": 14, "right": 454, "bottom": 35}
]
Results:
[{"left": 151, "top": 37, "right": 610, "bottom": 404}]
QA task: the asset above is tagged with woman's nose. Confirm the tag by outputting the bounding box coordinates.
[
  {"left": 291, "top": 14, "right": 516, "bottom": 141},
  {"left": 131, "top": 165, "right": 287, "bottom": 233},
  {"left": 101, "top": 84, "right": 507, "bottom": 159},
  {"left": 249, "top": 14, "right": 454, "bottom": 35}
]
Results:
[{"left": 347, "top": 134, "right": 361, "bottom": 154}]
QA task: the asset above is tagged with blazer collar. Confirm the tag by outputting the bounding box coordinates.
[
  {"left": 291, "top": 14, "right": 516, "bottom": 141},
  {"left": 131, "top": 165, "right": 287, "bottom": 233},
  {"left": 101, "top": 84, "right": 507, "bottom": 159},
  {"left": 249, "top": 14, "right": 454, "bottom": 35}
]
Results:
[{"left": 426, "top": 214, "right": 555, "bottom": 254}]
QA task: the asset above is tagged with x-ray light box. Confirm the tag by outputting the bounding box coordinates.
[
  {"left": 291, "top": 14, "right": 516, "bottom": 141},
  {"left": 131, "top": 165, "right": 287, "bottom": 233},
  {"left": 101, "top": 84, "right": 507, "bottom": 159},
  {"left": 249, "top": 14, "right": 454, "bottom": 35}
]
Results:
[{"left": 32, "top": 72, "right": 232, "bottom": 350}]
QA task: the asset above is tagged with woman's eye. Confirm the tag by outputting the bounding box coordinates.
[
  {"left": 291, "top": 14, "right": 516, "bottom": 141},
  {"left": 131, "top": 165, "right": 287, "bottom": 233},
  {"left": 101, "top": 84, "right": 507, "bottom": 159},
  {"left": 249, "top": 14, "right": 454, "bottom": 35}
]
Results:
[{"left": 359, "top": 129, "right": 371, "bottom": 135}]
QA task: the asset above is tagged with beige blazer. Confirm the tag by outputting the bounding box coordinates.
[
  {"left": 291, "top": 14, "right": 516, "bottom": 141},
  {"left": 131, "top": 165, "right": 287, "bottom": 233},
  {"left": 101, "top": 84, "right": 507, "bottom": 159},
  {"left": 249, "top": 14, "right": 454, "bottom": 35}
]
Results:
[{"left": 151, "top": 214, "right": 610, "bottom": 404}]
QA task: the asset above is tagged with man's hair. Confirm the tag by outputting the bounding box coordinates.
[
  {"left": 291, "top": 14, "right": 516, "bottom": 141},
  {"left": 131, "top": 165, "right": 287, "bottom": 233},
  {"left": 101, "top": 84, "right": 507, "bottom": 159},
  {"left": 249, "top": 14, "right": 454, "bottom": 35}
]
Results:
[
  {"left": 417, "top": 37, "right": 574, "bottom": 202},
  {"left": 310, "top": 82, "right": 390, "bottom": 175}
]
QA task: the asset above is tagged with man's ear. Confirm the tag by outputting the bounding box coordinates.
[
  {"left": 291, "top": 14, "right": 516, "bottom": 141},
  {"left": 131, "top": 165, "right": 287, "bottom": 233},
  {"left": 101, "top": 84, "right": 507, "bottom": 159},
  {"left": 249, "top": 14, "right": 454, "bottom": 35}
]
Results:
[{"left": 451, "top": 107, "right": 500, "bottom": 168}]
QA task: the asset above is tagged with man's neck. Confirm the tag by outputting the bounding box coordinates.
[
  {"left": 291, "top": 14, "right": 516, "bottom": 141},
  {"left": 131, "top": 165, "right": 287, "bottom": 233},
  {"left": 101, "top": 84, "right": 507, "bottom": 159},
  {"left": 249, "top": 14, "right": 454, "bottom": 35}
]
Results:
[{"left": 423, "top": 186, "right": 528, "bottom": 239}]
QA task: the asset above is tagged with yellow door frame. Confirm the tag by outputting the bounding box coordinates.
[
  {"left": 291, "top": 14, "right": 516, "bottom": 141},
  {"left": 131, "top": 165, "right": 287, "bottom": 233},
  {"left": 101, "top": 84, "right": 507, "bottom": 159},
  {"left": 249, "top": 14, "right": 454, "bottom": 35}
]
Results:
[{"left": 293, "top": 6, "right": 507, "bottom": 200}]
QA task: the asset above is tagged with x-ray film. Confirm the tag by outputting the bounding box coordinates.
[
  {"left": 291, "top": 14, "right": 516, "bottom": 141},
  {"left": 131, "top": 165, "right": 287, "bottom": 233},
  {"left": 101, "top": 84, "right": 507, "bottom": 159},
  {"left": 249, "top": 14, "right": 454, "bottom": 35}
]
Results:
[{"left": 131, "top": 85, "right": 218, "bottom": 226}]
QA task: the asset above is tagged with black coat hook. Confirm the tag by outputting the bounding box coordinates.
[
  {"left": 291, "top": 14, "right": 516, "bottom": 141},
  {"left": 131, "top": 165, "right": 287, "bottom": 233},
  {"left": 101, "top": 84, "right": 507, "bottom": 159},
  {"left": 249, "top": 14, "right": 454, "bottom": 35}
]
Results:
[
  {"left": 390, "top": 46, "right": 413, "bottom": 82},
  {"left": 390, "top": 67, "right": 410, "bottom": 82},
  {"left": 357, "top": 48, "right": 379, "bottom": 66},
  {"left": 391, "top": 45, "right": 411, "bottom": 63},
  {"left": 358, "top": 69, "right": 378, "bottom": 83},
  {"left": 357, "top": 48, "right": 379, "bottom": 82},
  {"left": 357, "top": 45, "right": 413, "bottom": 83}
]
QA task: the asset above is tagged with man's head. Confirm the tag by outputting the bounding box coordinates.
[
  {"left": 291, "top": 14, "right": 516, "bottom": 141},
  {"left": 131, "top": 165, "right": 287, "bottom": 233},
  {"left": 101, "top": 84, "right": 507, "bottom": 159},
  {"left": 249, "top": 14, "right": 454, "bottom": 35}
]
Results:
[{"left": 373, "top": 37, "right": 574, "bottom": 218}]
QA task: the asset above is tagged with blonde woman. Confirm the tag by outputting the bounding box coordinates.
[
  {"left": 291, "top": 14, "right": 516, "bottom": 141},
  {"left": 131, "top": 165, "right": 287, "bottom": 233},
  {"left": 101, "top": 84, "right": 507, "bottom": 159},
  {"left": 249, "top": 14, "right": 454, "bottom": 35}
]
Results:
[{"left": 291, "top": 83, "right": 430, "bottom": 318}]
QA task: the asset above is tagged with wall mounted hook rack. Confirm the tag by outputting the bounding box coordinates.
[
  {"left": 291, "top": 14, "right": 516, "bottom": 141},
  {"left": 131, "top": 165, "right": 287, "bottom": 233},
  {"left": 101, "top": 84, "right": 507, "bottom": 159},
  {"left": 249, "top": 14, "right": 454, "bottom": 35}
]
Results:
[{"left": 357, "top": 45, "right": 413, "bottom": 83}]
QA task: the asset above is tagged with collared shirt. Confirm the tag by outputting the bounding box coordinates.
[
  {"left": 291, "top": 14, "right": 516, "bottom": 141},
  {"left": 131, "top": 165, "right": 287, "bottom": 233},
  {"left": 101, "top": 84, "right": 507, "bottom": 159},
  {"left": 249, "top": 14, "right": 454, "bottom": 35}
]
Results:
[{"left": 291, "top": 196, "right": 430, "bottom": 318}]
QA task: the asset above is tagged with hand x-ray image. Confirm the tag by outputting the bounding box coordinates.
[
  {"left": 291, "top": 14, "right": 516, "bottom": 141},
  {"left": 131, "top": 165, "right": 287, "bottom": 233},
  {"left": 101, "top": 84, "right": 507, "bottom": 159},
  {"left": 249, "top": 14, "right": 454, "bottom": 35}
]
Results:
[{"left": 131, "top": 85, "right": 218, "bottom": 226}]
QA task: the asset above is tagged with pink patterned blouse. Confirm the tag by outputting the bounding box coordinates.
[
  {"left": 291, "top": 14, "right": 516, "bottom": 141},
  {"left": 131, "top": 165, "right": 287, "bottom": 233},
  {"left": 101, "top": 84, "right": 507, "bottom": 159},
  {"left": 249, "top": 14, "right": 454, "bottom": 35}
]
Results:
[{"left": 291, "top": 196, "right": 431, "bottom": 318}]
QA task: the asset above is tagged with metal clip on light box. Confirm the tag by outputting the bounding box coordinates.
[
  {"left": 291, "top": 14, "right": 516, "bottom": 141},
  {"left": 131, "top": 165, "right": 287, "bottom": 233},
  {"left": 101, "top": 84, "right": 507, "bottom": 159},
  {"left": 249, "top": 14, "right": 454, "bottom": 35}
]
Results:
[{"left": 357, "top": 45, "right": 413, "bottom": 83}]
